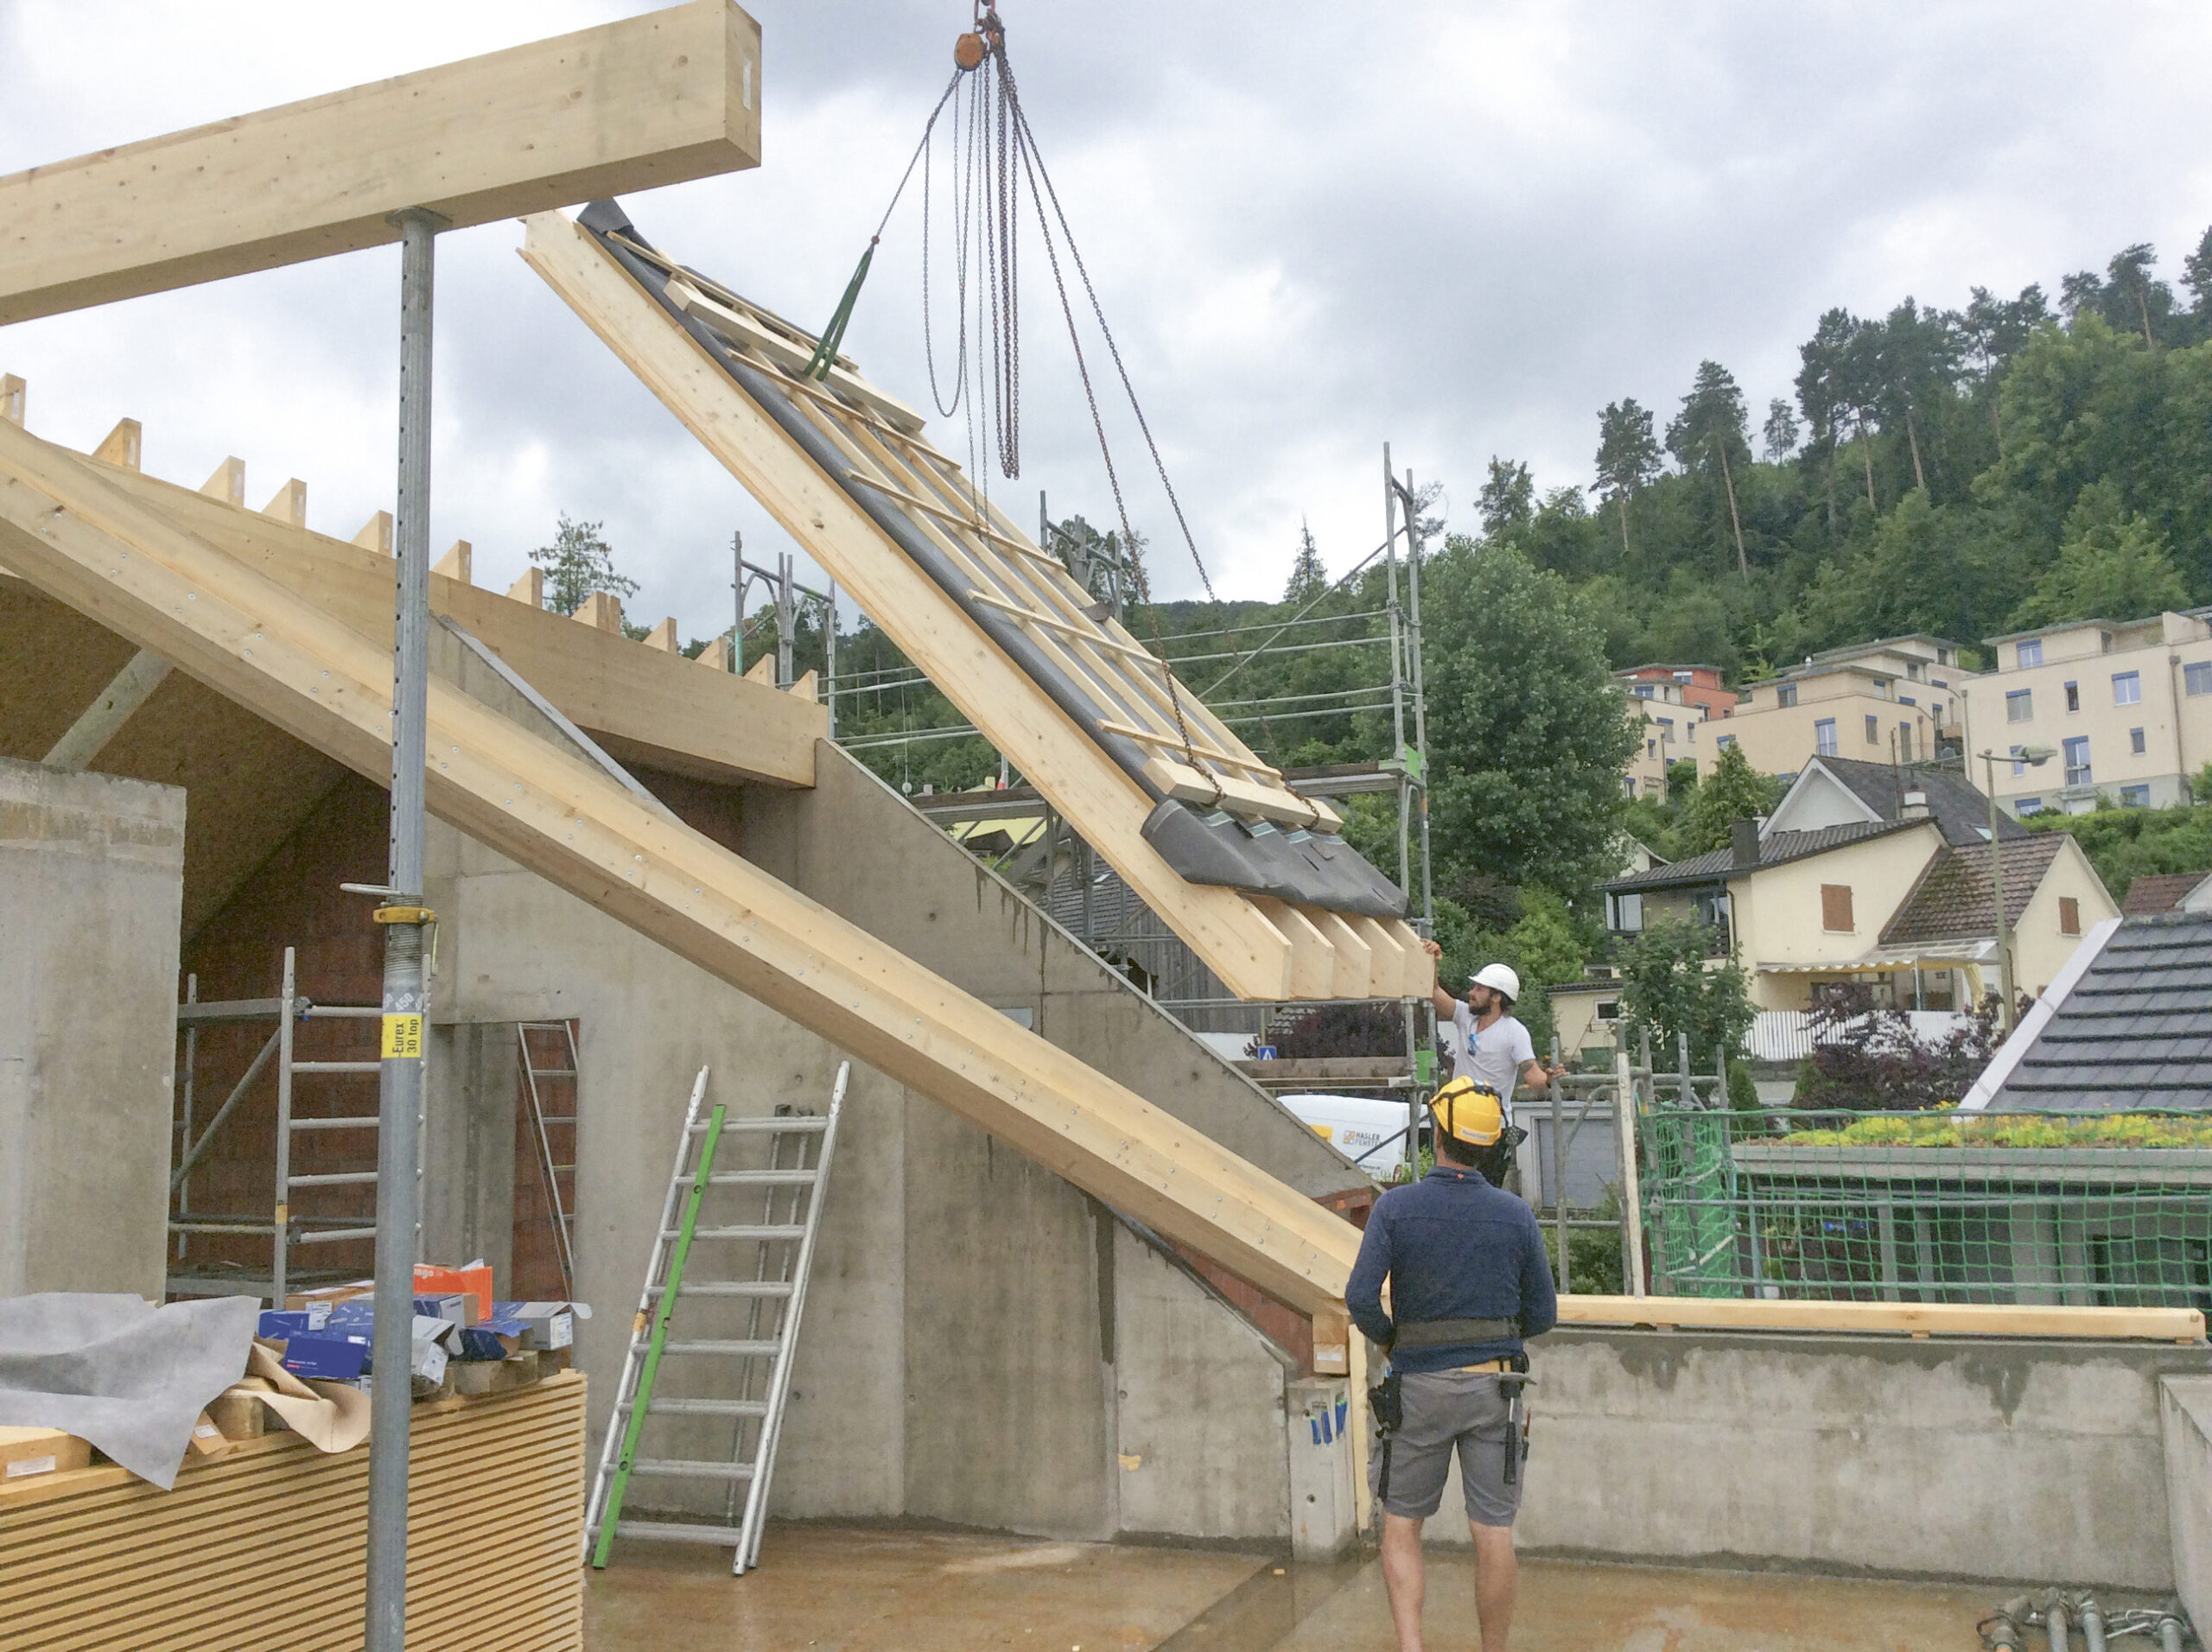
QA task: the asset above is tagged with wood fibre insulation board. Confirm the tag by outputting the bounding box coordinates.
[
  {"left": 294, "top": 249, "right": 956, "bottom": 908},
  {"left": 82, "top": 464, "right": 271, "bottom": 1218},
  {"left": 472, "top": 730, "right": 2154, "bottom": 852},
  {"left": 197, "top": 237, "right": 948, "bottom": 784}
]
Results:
[
  {"left": 85, "top": 456, "right": 826, "bottom": 789},
  {"left": 523, "top": 209, "right": 1435, "bottom": 1003},
  {"left": 0, "top": 416, "right": 1363, "bottom": 1314},
  {"left": 0, "top": 1374, "right": 588, "bottom": 1652},
  {"left": 0, "top": 1, "right": 762, "bottom": 325}
]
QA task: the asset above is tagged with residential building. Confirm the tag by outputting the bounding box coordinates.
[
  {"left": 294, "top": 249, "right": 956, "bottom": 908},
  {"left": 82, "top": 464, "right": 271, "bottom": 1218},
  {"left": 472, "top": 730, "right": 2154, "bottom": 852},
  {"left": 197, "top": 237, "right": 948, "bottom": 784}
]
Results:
[
  {"left": 1598, "top": 756, "right": 2116, "bottom": 1015},
  {"left": 1616, "top": 663, "right": 1735, "bottom": 719},
  {"left": 1619, "top": 676, "right": 1709, "bottom": 801},
  {"left": 2120, "top": 869, "right": 2212, "bottom": 916},
  {"left": 1964, "top": 910, "right": 2212, "bottom": 1112},
  {"left": 1716, "top": 634, "right": 1976, "bottom": 780},
  {"left": 1962, "top": 609, "right": 2212, "bottom": 816}
]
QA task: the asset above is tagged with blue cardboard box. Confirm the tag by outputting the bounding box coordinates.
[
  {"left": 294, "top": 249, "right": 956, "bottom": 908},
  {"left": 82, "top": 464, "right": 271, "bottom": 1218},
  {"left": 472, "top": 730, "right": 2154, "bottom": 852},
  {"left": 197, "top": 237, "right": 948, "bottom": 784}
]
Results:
[{"left": 280, "top": 1333, "right": 372, "bottom": 1382}]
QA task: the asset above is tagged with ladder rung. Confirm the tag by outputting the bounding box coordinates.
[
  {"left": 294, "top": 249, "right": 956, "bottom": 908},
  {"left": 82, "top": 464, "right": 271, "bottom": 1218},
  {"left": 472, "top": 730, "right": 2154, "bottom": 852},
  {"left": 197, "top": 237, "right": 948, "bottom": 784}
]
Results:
[
  {"left": 648, "top": 1280, "right": 792, "bottom": 1299},
  {"left": 290, "top": 1116, "right": 380, "bottom": 1132},
  {"left": 647, "top": 1338, "right": 782, "bottom": 1358},
  {"left": 537, "top": 1115, "right": 579, "bottom": 1126},
  {"left": 607, "top": 1519, "right": 742, "bottom": 1547},
  {"left": 288, "top": 1171, "right": 378, "bottom": 1187},
  {"left": 530, "top": 1069, "right": 579, "bottom": 1080},
  {"left": 292, "top": 1061, "right": 382, "bottom": 1075},
  {"left": 551, "top": 1164, "right": 575, "bottom": 1174},
  {"left": 669, "top": 1225, "right": 807, "bottom": 1241},
  {"left": 626, "top": 1458, "right": 756, "bottom": 1481},
  {"left": 707, "top": 1170, "right": 819, "bottom": 1186},
  {"left": 622, "top": 1396, "right": 770, "bottom": 1418},
  {"left": 693, "top": 1115, "right": 826, "bottom": 1134}
]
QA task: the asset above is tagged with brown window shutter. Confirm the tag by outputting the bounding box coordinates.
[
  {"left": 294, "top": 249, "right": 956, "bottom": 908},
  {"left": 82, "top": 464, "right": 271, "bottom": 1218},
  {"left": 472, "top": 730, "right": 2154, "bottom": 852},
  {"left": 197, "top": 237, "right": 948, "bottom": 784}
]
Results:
[
  {"left": 2059, "top": 896, "right": 2081, "bottom": 936},
  {"left": 1821, "top": 884, "right": 1853, "bottom": 931}
]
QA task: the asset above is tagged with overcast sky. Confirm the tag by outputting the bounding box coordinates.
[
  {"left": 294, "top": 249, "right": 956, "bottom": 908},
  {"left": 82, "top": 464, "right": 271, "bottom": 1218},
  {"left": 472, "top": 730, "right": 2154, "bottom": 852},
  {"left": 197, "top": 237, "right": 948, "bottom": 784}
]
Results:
[{"left": 4, "top": 2, "right": 2209, "bottom": 639}]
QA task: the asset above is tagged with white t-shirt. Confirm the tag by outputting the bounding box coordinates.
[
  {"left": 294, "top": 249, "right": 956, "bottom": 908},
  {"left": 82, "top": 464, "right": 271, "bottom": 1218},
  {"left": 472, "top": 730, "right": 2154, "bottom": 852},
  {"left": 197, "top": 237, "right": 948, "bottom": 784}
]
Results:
[{"left": 1451, "top": 1003, "right": 1535, "bottom": 1118}]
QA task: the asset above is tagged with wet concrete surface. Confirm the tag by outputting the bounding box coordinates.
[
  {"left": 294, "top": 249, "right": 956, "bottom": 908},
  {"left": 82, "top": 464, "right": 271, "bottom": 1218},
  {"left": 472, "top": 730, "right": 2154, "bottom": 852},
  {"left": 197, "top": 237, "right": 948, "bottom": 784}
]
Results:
[{"left": 584, "top": 1525, "right": 2006, "bottom": 1650}]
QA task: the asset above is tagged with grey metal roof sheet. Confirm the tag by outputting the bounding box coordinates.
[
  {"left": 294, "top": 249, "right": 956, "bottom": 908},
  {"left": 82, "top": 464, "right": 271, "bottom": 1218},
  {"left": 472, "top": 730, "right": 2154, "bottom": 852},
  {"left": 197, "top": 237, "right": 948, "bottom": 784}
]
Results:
[{"left": 1986, "top": 912, "right": 2212, "bottom": 1112}]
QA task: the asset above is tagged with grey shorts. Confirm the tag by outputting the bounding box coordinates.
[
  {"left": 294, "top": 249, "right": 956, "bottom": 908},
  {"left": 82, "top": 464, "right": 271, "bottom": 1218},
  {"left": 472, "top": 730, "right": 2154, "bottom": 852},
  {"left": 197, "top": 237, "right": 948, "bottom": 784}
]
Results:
[{"left": 1370, "top": 1369, "right": 1525, "bottom": 1527}]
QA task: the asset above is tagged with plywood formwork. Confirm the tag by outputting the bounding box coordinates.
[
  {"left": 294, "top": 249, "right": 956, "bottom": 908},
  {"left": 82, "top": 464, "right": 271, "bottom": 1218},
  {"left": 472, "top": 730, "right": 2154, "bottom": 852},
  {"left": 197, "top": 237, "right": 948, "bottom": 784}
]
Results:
[
  {"left": 0, "top": 415, "right": 1363, "bottom": 1315},
  {"left": 0, "top": 1, "right": 762, "bottom": 326},
  {"left": 0, "top": 1375, "right": 587, "bottom": 1652},
  {"left": 520, "top": 207, "right": 1434, "bottom": 1004}
]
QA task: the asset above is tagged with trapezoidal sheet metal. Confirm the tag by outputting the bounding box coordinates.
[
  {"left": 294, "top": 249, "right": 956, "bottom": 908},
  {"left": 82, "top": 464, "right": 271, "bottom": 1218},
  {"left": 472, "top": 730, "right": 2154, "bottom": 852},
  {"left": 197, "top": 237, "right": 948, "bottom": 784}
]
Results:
[
  {"left": 521, "top": 202, "right": 1433, "bottom": 1004},
  {"left": 0, "top": 413, "right": 1360, "bottom": 1316}
]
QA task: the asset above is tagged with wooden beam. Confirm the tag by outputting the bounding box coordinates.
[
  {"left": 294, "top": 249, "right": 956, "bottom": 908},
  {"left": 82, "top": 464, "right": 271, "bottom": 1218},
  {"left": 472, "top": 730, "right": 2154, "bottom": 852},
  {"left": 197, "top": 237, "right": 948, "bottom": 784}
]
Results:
[
  {"left": 787, "top": 668, "right": 817, "bottom": 701},
  {"left": 506, "top": 567, "right": 543, "bottom": 607},
  {"left": 521, "top": 210, "right": 1300, "bottom": 1002},
  {"left": 67, "top": 442, "right": 822, "bottom": 790},
  {"left": 1252, "top": 898, "right": 1334, "bottom": 1001},
  {"left": 642, "top": 617, "right": 680, "bottom": 653},
  {"left": 574, "top": 592, "right": 625, "bottom": 633},
  {"left": 1557, "top": 1295, "right": 2204, "bottom": 1344},
  {"left": 0, "top": 421, "right": 1361, "bottom": 1314},
  {"left": 0, "top": 2, "right": 762, "bottom": 325},
  {"left": 0, "top": 376, "right": 20, "bottom": 427},
  {"left": 258, "top": 480, "right": 306, "bottom": 527},
  {"left": 743, "top": 652, "right": 775, "bottom": 686},
  {"left": 92, "top": 420, "right": 142, "bottom": 471},
  {"left": 200, "top": 458, "right": 245, "bottom": 508},
  {"left": 40, "top": 648, "right": 174, "bottom": 770},
  {"left": 432, "top": 540, "right": 473, "bottom": 585},
  {"left": 352, "top": 511, "right": 392, "bottom": 556},
  {"left": 1306, "top": 908, "right": 1373, "bottom": 1000}
]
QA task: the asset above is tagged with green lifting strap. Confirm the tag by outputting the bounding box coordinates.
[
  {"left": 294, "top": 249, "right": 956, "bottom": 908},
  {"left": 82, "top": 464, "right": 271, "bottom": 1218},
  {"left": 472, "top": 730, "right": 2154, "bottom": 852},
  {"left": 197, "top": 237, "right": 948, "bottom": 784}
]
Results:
[
  {"left": 804, "top": 239, "right": 875, "bottom": 382},
  {"left": 590, "top": 1102, "right": 728, "bottom": 1568}
]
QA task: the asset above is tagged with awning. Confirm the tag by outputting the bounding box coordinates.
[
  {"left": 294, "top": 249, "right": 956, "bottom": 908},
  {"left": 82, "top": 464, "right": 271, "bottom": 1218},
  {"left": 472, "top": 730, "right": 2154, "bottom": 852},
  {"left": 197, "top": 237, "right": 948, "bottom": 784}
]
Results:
[{"left": 1758, "top": 949, "right": 1989, "bottom": 975}]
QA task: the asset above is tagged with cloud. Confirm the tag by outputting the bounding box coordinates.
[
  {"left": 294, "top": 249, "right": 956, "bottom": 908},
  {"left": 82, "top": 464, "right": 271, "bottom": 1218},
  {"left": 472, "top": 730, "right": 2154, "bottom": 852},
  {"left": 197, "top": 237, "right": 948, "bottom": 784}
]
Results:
[{"left": 3, "top": 1, "right": 2209, "bottom": 631}]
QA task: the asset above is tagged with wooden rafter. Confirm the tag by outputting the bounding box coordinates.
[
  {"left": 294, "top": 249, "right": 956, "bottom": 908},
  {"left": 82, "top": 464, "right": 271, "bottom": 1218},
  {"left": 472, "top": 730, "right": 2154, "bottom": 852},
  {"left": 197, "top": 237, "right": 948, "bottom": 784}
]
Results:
[{"left": 0, "top": 419, "right": 1363, "bottom": 1314}]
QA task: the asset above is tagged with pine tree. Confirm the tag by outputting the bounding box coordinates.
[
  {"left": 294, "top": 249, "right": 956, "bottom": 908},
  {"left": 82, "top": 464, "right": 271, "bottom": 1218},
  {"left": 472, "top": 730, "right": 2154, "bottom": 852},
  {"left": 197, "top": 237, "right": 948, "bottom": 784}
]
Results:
[
  {"left": 530, "top": 514, "right": 637, "bottom": 617},
  {"left": 1283, "top": 519, "right": 1328, "bottom": 602}
]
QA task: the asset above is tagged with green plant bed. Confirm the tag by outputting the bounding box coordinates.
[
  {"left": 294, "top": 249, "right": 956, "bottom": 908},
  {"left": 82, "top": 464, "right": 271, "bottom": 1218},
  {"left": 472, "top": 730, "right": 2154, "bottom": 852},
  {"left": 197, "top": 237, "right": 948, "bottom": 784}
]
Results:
[{"left": 1785, "top": 1110, "right": 2212, "bottom": 1150}]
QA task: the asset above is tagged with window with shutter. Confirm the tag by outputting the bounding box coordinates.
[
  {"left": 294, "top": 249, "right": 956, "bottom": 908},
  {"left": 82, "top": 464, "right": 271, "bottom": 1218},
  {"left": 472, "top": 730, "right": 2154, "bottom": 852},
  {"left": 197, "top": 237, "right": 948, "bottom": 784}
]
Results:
[
  {"left": 2059, "top": 897, "right": 2081, "bottom": 937},
  {"left": 1821, "top": 884, "right": 1853, "bottom": 932}
]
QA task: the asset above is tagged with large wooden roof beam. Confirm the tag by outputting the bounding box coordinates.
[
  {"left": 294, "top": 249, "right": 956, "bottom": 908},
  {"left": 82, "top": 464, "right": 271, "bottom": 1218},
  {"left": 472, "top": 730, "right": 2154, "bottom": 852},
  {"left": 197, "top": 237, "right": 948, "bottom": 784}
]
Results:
[{"left": 0, "top": 1, "right": 761, "bottom": 325}]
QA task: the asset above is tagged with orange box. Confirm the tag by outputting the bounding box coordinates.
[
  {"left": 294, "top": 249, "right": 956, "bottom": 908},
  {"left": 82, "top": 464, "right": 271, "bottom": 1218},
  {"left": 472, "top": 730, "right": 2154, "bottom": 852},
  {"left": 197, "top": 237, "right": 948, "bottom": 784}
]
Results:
[{"left": 414, "top": 1263, "right": 493, "bottom": 1324}]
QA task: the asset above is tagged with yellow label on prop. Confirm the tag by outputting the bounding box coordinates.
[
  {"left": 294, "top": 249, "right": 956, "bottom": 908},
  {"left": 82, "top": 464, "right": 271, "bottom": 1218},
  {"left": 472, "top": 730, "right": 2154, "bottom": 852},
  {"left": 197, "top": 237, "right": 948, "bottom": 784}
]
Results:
[{"left": 381, "top": 1013, "right": 423, "bottom": 1059}]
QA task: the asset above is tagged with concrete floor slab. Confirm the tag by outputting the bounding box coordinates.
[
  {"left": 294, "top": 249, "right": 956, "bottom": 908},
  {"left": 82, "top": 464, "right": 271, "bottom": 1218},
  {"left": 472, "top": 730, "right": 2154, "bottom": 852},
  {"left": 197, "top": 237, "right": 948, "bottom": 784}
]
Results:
[{"left": 584, "top": 1525, "right": 2011, "bottom": 1651}]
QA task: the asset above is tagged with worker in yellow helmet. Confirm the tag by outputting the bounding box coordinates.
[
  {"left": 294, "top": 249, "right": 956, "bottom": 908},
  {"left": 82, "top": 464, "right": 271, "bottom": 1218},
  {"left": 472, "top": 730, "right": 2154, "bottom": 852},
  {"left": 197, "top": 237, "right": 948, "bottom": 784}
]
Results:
[{"left": 1345, "top": 1077, "right": 1557, "bottom": 1652}]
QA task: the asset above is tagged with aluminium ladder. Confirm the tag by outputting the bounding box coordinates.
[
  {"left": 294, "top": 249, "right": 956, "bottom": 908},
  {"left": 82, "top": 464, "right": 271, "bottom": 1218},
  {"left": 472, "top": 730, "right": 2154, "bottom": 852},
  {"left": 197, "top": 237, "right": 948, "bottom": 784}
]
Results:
[
  {"left": 516, "top": 1020, "right": 582, "bottom": 1297},
  {"left": 585, "top": 1060, "right": 847, "bottom": 1575}
]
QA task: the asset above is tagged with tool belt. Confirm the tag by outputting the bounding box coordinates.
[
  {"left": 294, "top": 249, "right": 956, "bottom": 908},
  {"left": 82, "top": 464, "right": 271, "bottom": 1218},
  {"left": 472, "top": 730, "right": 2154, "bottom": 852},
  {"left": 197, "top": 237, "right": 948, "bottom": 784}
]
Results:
[{"left": 1389, "top": 1316, "right": 1520, "bottom": 1350}]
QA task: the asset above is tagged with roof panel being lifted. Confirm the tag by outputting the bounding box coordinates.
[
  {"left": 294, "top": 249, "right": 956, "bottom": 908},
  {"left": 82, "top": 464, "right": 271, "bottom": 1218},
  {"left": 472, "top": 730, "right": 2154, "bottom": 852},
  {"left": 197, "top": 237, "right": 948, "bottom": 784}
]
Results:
[{"left": 521, "top": 201, "right": 1431, "bottom": 1002}]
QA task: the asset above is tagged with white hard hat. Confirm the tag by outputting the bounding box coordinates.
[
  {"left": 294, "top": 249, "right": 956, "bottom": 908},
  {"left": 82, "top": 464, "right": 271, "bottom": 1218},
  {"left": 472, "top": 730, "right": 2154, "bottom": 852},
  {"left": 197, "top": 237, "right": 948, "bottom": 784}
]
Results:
[{"left": 1470, "top": 963, "right": 1521, "bottom": 1001}]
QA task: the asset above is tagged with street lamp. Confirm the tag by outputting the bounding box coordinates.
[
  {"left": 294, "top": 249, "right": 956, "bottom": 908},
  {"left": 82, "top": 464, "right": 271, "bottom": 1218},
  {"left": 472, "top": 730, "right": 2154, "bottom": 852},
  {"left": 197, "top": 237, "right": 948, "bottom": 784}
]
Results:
[{"left": 1978, "top": 744, "right": 2055, "bottom": 1033}]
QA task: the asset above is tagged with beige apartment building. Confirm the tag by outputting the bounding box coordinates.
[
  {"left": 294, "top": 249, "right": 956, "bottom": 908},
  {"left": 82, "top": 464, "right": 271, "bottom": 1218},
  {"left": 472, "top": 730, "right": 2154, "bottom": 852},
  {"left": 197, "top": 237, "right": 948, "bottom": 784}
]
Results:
[
  {"left": 1620, "top": 676, "right": 1710, "bottom": 802},
  {"left": 1715, "top": 633, "right": 1975, "bottom": 779},
  {"left": 1961, "top": 609, "right": 2212, "bottom": 816}
]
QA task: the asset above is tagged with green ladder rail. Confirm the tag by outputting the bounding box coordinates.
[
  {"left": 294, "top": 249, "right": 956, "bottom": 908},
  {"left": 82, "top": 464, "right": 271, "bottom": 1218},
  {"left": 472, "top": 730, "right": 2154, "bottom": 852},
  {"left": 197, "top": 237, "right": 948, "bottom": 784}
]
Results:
[{"left": 590, "top": 1085, "right": 725, "bottom": 1567}]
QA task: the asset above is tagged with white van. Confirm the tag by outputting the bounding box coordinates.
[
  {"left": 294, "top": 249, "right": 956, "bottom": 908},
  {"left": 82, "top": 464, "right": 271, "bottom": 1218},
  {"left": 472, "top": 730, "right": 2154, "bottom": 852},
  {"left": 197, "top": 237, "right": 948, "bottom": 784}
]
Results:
[{"left": 1278, "top": 1092, "right": 1420, "bottom": 1180}]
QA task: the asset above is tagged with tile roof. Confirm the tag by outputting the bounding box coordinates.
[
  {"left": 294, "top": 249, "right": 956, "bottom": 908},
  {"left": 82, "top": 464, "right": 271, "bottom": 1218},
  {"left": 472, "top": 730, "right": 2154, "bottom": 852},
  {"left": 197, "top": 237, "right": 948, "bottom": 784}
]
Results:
[
  {"left": 1603, "top": 820, "right": 1916, "bottom": 893},
  {"left": 1810, "top": 756, "right": 2024, "bottom": 847},
  {"left": 1983, "top": 913, "right": 2212, "bottom": 1112},
  {"left": 2120, "top": 870, "right": 2212, "bottom": 917},
  {"left": 1880, "top": 836, "right": 2069, "bottom": 947}
]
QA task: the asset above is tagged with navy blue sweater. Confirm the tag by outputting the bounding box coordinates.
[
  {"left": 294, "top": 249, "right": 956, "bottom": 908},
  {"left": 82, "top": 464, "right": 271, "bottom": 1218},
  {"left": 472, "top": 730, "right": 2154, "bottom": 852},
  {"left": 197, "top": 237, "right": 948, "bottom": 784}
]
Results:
[{"left": 1345, "top": 1166, "right": 1559, "bottom": 1371}]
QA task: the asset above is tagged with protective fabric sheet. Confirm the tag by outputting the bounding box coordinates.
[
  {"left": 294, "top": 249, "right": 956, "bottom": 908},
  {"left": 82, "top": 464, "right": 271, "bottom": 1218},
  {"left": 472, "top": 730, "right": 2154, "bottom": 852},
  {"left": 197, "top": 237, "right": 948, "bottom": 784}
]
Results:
[
  {"left": 0, "top": 1293, "right": 258, "bottom": 1488},
  {"left": 234, "top": 1339, "right": 372, "bottom": 1453}
]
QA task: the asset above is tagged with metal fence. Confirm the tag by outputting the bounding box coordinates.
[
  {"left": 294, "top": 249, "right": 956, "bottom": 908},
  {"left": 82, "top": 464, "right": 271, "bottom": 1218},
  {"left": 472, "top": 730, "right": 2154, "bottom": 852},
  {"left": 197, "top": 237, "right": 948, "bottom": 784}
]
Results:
[{"left": 1638, "top": 1106, "right": 2212, "bottom": 1310}]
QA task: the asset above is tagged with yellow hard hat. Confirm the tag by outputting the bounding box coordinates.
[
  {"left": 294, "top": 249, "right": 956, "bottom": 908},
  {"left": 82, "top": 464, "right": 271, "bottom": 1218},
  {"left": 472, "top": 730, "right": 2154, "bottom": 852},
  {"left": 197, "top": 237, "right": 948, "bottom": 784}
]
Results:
[{"left": 1427, "top": 1077, "right": 1508, "bottom": 1149}]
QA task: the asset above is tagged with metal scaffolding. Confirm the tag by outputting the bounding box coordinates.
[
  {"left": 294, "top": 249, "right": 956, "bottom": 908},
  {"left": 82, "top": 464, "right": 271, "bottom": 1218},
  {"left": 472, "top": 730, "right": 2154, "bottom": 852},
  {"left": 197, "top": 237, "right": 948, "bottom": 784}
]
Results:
[{"left": 166, "top": 946, "right": 412, "bottom": 1305}]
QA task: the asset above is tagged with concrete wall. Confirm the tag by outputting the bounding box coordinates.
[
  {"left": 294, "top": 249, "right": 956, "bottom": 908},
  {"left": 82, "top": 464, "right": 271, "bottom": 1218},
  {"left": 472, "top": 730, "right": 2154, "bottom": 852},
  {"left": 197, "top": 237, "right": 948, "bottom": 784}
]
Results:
[
  {"left": 2163, "top": 1376, "right": 2212, "bottom": 1633},
  {"left": 0, "top": 757, "right": 184, "bottom": 1297},
  {"left": 416, "top": 737, "right": 1354, "bottom": 1541},
  {"left": 1433, "top": 1328, "right": 2204, "bottom": 1589}
]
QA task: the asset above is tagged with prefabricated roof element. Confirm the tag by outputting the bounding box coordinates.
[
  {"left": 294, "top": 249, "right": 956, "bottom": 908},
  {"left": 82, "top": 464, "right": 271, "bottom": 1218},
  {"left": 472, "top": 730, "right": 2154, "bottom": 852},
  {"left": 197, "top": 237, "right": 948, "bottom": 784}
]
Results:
[
  {"left": 1965, "top": 913, "right": 2212, "bottom": 1112},
  {"left": 522, "top": 201, "right": 1429, "bottom": 1002}
]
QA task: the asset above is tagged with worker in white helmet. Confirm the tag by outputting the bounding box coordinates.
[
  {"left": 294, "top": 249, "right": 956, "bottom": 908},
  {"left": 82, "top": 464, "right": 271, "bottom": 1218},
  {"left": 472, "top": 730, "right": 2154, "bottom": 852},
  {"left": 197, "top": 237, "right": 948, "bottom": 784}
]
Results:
[{"left": 1421, "top": 944, "right": 1562, "bottom": 1119}]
